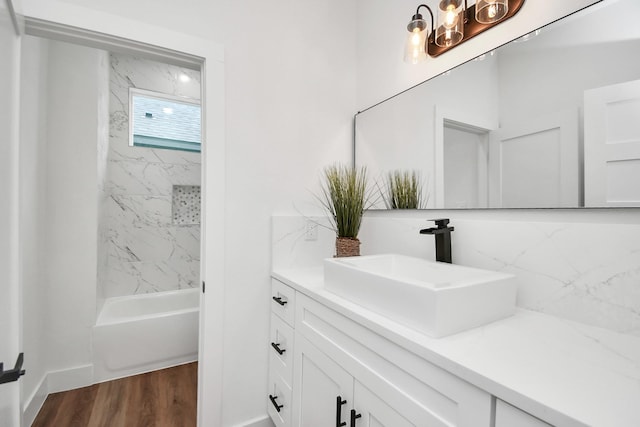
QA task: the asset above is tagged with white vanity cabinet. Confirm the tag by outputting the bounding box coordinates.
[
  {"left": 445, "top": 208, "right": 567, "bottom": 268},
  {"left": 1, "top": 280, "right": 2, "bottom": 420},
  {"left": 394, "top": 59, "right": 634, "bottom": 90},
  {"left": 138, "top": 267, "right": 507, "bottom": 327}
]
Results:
[
  {"left": 292, "top": 291, "right": 493, "bottom": 427},
  {"left": 268, "top": 276, "right": 496, "bottom": 427},
  {"left": 268, "top": 279, "right": 297, "bottom": 427},
  {"left": 495, "top": 400, "right": 552, "bottom": 427}
]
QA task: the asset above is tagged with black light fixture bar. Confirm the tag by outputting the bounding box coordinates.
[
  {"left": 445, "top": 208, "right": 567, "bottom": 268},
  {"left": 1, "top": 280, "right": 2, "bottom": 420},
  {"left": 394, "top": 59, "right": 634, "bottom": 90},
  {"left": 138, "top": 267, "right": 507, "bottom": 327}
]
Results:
[{"left": 427, "top": 0, "right": 525, "bottom": 57}]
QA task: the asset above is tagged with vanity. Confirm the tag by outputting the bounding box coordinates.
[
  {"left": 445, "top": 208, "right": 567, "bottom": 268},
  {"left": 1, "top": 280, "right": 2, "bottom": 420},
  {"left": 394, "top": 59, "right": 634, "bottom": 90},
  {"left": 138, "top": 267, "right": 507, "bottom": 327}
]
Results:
[{"left": 267, "top": 261, "right": 640, "bottom": 427}]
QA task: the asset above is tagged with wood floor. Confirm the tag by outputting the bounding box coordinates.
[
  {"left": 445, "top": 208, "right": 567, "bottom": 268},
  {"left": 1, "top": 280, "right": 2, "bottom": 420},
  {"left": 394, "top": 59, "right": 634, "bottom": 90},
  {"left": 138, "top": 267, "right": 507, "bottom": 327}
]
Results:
[{"left": 32, "top": 362, "right": 197, "bottom": 427}]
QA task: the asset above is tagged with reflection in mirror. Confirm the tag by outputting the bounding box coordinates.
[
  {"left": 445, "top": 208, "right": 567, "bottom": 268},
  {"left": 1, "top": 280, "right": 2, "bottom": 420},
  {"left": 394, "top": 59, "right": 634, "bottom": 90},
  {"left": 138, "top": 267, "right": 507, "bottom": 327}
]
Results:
[{"left": 355, "top": 0, "right": 640, "bottom": 209}]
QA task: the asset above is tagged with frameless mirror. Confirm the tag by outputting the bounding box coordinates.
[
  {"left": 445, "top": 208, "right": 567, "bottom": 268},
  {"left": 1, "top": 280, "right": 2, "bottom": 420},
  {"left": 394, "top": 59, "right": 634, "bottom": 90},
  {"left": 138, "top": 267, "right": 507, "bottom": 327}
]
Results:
[{"left": 355, "top": 0, "right": 640, "bottom": 209}]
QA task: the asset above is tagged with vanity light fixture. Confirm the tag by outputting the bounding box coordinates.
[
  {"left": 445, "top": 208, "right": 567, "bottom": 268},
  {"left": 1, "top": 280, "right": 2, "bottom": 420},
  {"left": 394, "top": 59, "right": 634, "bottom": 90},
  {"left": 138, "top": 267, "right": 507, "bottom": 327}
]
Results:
[
  {"left": 435, "top": 0, "right": 465, "bottom": 48},
  {"left": 404, "top": 0, "right": 525, "bottom": 61},
  {"left": 404, "top": 4, "right": 434, "bottom": 64}
]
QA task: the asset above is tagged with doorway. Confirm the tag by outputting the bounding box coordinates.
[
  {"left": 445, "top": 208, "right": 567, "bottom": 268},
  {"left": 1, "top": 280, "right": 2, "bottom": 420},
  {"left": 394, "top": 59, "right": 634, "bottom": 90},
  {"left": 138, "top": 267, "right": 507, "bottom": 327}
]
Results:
[{"left": 4, "top": 9, "right": 225, "bottom": 426}]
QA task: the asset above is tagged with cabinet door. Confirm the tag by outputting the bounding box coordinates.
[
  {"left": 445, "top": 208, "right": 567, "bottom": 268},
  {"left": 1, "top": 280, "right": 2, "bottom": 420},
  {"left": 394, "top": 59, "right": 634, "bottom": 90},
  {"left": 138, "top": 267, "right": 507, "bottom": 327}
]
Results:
[
  {"left": 292, "top": 333, "right": 354, "bottom": 427},
  {"left": 352, "top": 379, "right": 451, "bottom": 427},
  {"left": 352, "top": 380, "right": 414, "bottom": 427},
  {"left": 495, "top": 400, "right": 552, "bottom": 427}
]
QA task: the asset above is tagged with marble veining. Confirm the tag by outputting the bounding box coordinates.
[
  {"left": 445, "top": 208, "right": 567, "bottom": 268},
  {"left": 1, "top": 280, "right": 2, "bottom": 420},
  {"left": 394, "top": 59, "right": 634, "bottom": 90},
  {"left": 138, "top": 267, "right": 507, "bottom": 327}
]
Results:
[
  {"left": 98, "top": 53, "right": 201, "bottom": 298},
  {"left": 272, "top": 215, "right": 640, "bottom": 337}
]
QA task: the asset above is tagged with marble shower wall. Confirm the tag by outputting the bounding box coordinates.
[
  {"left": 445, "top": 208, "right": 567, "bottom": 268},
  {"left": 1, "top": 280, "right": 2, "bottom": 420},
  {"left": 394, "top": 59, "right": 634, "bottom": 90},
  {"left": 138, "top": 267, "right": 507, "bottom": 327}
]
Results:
[
  {"left": 271, "top": 214, "right": 640, "bottom": 337},
  {"left": 99, "top": 53, "right": 201, "bottom": 297}
]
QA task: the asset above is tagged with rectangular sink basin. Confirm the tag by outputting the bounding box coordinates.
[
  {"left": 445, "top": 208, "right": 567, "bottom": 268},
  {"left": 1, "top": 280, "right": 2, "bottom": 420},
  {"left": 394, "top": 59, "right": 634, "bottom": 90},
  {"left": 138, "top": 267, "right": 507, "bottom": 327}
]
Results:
[{"left": 324, "top": 254, "right": 516, "bottom": 338}]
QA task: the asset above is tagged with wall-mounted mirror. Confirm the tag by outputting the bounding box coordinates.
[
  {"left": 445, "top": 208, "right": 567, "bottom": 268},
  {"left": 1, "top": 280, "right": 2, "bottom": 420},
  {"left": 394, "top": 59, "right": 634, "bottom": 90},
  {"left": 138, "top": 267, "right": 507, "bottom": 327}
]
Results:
[{"left": 355, "top": 0, "right": 640, "bottom": 209}]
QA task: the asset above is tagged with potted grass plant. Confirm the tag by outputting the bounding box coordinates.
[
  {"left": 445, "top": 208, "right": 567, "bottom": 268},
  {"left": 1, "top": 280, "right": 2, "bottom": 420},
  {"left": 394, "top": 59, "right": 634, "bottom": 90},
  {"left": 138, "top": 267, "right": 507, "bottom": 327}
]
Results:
[
  {"left": 317, "top": 164, "right": 372, "bottom": 257},
  {"left": 382, "top": 169, "right": 426, "bottom": 209}
]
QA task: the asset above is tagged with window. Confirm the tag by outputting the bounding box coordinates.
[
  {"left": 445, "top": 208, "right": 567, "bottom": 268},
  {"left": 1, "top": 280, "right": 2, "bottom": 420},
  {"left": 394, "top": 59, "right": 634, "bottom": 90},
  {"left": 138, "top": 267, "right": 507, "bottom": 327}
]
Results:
[{"left": 129, "top": 88, "right": 201, "bottom": 152}]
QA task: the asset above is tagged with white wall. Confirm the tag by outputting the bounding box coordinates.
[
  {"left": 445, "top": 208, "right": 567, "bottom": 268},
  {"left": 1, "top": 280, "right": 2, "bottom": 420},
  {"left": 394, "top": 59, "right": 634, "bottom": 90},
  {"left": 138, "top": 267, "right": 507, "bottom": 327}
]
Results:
[
  {"left": 19, "top": 38, "right": 109, "bottom": 423},
  {"left": 44, "top": 39, "right": 104, "bottom": 376},
  {"left": 220, "top": 2, "right": 356, "bottom": 423},
  {"left": 498, "top": 38, "right": 640, "bottom": 129},
  {"left": 0, "top": 2, "right": 22, "bottom": 425},
  {"left": 19, "top": 35, "right": 49, "bottom": 420}
]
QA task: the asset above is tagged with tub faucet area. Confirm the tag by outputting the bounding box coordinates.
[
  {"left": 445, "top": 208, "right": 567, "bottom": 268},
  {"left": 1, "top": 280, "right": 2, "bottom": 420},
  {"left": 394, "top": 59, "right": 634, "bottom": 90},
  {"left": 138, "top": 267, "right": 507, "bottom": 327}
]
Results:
[{"left": 420, "top": 218, "right": 454, "bottom": 263}]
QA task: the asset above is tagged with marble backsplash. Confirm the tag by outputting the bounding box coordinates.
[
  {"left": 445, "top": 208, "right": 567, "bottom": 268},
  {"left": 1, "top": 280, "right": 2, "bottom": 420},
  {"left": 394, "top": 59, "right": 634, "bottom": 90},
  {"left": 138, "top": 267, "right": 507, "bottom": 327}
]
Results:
[
  {"left": 271, "top": 214, "right": 640, "bottom": 337},
  {"left": 98, "top": 53, "right": 201, "bottom": 298}
]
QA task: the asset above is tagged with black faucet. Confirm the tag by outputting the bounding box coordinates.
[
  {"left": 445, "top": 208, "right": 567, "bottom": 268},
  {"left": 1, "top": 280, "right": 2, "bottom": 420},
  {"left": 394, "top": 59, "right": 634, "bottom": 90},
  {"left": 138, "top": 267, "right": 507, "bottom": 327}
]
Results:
[{"left": 419, "top": 218, "right": 454, "bottom": 263}]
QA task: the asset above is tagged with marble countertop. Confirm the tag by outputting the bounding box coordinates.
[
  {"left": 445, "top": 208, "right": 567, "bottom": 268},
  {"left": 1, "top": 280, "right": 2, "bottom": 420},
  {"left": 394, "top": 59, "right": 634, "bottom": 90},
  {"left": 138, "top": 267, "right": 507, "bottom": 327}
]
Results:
[{"left": 272, "top": 267, "right": 640, "bottom": 427}]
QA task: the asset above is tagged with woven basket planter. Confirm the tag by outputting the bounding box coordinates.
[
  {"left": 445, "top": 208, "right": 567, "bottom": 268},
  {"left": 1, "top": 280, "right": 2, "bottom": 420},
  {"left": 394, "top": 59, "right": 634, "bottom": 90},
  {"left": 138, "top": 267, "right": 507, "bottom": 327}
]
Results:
[{"left": 335, "top": 237, "right": 361, "bottom": 257}]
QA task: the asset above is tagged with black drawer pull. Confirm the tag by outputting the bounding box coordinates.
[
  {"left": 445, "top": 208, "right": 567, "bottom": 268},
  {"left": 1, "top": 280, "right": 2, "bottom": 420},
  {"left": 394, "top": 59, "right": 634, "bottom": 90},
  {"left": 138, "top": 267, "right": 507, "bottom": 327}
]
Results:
[
  {"left": 336, "top": 395, "right": 347, "bottom": 427},
  {"left": 272, "top": 296, "right": 287, "bottom": 306},
  {"left": 350, "top": 409, "right": 361, "bottom": 427},
  {"left": 269, "top": 394, "right": 283, "bottom": 412},
  {"left": 271, "top": 342, "right": 286, "bottom": 355}
]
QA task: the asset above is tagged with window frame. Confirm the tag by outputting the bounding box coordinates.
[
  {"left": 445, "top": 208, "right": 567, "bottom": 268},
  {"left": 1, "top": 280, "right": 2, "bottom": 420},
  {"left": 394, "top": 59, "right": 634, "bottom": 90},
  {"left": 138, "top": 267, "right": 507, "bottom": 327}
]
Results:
[{"left": 128, "top": 87, "right": 202, "bottom": 153}]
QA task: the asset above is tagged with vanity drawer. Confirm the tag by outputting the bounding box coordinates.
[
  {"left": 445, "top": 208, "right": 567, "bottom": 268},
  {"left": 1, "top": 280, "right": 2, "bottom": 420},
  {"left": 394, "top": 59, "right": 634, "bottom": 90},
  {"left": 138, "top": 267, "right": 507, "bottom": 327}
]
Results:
[
  {"left": 269, "top": 313, "right": 294, "bottom": 387},
  {"left": 267, "top": 372, "right": 292, "bottom": 427},
  {"left": 271, "top": 278, "right": 295, "bottom": 327}
]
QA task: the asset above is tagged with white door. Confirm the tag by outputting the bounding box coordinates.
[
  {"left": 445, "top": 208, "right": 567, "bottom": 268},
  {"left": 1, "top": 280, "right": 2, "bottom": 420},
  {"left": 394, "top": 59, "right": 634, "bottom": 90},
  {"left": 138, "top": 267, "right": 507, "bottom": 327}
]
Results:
[
  {"left": 584, "top": 79, "right": 640, "bottom": 206},
  {"left": 489, "top": 109, "right": 579, "bottom": 208},
  {"left": 0, "top": 1, "right": 23, "bottom": 426},
  {"left": 292, "top": 334, "right": 354, "bottom": 427}
]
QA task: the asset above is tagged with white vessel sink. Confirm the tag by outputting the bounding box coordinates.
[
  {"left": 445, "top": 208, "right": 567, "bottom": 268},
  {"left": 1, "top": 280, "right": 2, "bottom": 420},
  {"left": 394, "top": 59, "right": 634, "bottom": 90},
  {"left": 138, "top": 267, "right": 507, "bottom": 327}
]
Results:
[{"left": 324, "top": 254, "right": 517, "bottom": 338}]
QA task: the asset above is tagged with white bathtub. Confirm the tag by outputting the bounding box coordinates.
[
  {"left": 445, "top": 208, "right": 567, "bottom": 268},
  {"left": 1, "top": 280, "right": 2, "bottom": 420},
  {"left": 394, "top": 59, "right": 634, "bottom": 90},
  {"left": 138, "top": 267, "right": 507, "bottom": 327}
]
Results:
[{"left": 93, "top": 288, "right": 199, "bottom": 383}]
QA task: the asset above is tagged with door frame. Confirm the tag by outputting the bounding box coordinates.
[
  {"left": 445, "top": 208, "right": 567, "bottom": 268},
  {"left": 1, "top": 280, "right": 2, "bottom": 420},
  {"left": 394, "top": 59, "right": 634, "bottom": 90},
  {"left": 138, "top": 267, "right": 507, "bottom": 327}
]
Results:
[
  {"left": 434, "top": 106, "right": 497, "bottom": 209},
  {"left": 15, "top": 11, "right": 225, "bottom": 427},
  {"left": 1, "top": 1, "right": 23, "bottom": 426}
]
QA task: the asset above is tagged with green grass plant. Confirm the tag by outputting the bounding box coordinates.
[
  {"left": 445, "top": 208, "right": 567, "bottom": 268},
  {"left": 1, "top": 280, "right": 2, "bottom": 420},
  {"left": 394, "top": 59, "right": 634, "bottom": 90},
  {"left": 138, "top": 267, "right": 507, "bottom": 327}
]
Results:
[
  {"left": 318, "top": 164, "right": 371, "bottom": 238},
  {"left": 383, "top": 170, "right": 425, "bottom": 209}
]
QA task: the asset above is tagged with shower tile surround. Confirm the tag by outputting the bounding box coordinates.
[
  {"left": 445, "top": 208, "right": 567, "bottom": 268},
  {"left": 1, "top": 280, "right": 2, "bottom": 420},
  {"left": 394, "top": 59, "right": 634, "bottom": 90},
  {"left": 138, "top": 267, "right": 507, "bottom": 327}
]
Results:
[
  {"left": 99, "top": 53, "right": 201, "bottom": 298},
  {"left": 272, "top": 214, "right": 640, "bottom": 337}
]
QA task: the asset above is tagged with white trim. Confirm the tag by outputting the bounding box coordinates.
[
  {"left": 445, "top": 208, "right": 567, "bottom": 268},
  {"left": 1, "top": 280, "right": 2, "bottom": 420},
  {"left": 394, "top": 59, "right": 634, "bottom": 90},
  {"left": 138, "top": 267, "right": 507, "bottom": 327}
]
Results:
[
  {"left": 22, "top": 364, "right": 93, "bottom": 427},
  {"left": 46, "top": 364, "right": 93, "bottom": 394},
  {"left": 5, "top": 0, "right": 22, "bottom": 35},
  {"left": 434, "top": 106, "right": 497, "bottom": 209},
  {"left": 22, "top": 373, "right": 47, "bottom": 427},
  {"left": 24, "top": 17, "right": 203, "bottom": 69}
]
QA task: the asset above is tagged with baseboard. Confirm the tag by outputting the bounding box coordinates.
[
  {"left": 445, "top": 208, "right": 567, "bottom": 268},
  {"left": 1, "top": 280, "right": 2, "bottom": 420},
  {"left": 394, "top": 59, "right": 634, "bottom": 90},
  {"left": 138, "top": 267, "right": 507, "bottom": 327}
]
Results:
[
  {"left": 47, "top": 364, "right": 93, "bottom": 394},
  {"left": 238, "top": 415, "right": 274, "bottom": 427},
  {"left": 22, "top": 374, "right": 48, "bottom": 427},
  {"left": 22, "top": 364, "right": 94, "bottom": 427}
]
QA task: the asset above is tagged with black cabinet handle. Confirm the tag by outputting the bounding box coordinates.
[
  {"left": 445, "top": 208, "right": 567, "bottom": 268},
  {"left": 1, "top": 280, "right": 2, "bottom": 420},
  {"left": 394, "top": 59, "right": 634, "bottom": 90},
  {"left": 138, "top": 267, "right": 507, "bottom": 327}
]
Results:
[
  {"left": 269, "top": 394, "right": 283, "bottom": 412},
  {"left": 350, "top": 409, "right": 361, "bottom": 427},
  {"left": 271, "top": 342, "right": 286, "bottom": 355},
  {"left": 0, "top": 353, "right": 26, "bottom": 385},
  {"left": 272, "top": 296, "right": 287, "bottom": 306},
  {"left": 336, "top": 395, "right": 347, "bottom": 427}
]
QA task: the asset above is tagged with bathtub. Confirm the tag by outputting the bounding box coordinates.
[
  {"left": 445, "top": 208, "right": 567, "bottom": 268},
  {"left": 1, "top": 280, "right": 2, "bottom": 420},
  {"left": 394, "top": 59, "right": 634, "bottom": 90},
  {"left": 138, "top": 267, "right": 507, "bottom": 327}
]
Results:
[{"left": 93, "top": 288, "right": 199, "bottom": 383}]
